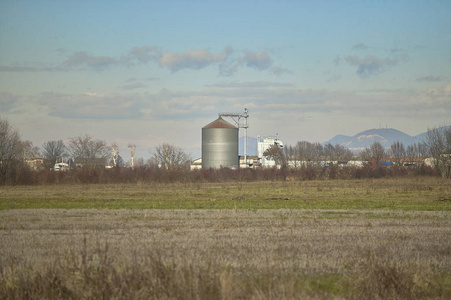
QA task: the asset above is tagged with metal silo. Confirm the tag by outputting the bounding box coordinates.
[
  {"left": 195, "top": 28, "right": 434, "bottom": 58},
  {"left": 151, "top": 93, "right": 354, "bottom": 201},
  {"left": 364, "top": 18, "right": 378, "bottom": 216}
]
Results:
[{"left": 202, "top": 117, "right": 239, "bottom": 169}]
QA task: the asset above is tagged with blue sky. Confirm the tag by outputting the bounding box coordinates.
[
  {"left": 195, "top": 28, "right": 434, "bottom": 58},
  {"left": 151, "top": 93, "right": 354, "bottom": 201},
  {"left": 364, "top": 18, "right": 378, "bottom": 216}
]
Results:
[{"left": 1, "top": 0, "right": 450, "bottom": 159}]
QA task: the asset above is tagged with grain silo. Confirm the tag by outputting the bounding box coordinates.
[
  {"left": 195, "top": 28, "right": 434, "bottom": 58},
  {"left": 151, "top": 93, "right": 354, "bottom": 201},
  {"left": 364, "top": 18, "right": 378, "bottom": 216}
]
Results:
[{"left": 202, "top": 117, "right": 239, "bottom": 169}]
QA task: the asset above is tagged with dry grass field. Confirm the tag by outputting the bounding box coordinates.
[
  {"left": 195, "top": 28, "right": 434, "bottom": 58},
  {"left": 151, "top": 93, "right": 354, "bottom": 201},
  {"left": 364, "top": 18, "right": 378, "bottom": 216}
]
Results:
[{"left": 1, "top": 177, "right": 450, "bottom": 299}]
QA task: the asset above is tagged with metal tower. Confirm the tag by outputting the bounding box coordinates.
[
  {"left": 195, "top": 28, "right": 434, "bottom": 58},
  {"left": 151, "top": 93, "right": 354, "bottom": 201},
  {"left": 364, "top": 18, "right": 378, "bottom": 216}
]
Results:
[{"left": 219, "top": 108, "right": 249, "bottom": 166}]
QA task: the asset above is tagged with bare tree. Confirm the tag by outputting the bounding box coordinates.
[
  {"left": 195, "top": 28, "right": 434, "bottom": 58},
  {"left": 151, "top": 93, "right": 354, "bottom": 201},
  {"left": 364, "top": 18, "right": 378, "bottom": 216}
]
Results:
[
  {"left": 321, "top": 143, "right": 352, "bottom": 163},
  {"left": 334, "top": 144, "right": 353, "bottom": 162},
  {"left": 283, "top": 144, "right": 298, "bottom": 168},
  {"left": 427, "top": 126, "right": 451, "bottom": 158},
  {"left": 406, "top": 143, "right": 418, "bottom": 166},
  {"left": 21, "top": 140, "right": 39, "bottom": 159},
  {"left": 263, "top": 144, "right": 285, "bottom": 167},
  {"left": 369, "top": 141, "right": 385, "bottom": 165},
  {"left": 41, "top": 140, "right": 66, "bottom": 169},
  {"left": 151, "top": 143, "right": 191, "bottom": 170},
  {"left": 295, "top": 141, "right": 323, "bottom": 167},
  {"left": 426, "top": 126, "right": 451, "bottom": 178},
  {"left": 390, "top": 141, "right": 405, "bottom": 165},
  {"left": 134, "top": 157, "right": 144, "bottom": 168},
  {"left": 359, "top": 148, "right": 372, "bottom": 164},
  {"left": 67, "top": 135, "right": 109, "bottom": 168},
  {"left": 323, "top": 143, "right": 336, "bottom": 162},
  {"left": 294, "top": 141, "right": 309, "bottom": 165},
  {"left": 417, "top": 142, "right": 429, "bottom": 158},
  {"left": 313, "top": 143, "right": 324, "bottom": 165},
  {"left": 406, "top": 143, "right": 416, "bottom": 158},
  {"left": 0, "top": 119, "right": 26, "bottom": 183}
]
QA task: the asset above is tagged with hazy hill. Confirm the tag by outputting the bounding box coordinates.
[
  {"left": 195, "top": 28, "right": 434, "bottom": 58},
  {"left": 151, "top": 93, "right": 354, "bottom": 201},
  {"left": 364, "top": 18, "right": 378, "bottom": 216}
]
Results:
[
  {"left": 238, "top": 127, "right": 448, "bottom": 156},
  {"left": 239, "top": 136, "right": 258, "bottom": 156},
  {"left": 323, "top": 128, "right": 427, "bottom": 151}
]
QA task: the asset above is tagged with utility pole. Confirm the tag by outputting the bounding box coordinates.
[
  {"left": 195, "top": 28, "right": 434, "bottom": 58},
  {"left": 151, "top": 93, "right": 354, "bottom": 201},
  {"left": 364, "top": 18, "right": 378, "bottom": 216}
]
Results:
[{"left": 219, "top": 108, "right": 249, "bottom": 167}]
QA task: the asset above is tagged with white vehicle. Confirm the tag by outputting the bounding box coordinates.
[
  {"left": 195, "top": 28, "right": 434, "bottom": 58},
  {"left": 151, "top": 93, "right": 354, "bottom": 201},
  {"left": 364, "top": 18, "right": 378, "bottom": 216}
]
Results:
[{"left": 53, "top": 162, "right": 69, "bottom": 171}]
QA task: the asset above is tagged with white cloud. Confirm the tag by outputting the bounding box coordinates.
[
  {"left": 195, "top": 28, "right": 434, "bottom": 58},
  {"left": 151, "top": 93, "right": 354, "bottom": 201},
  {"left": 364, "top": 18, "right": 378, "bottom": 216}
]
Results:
[
  {"left": 344, "top": 55, "right": 399, "bottom": 78},
  {"left": 0, "top": 65, "right": 46, "bottom": 72},
  {"left": 389, "top": 48, "right": 405, "bottom": 54},
  {"left": 270, "top": 66, "right": 293, "bottom": 75},
  {"left": 218, "top": 61, "right": 239, "bottom": 76},
  {"left": 327, "top": 74, "right": 342, "bottom": 83},
  {"left": 122, "top": 82, "right": 148, "bottom": 90},
  {"left": 0, "top": 92, "right": 20, "bottom": 112},
  {"left": 62, "top": 51, "right": 119, "bottom": 71},
  {"left": 422, "top": 83, "right": 451, "bottom": 104},
  {"left": 0, "top": 45, "right": 289, "bottom": 77},
  {"left": 124, "top": 46, "right": 160, "bottom": 64},
  {"left": 3, "top": 84, "right": 449, "bottom": 125},
  {"left": 158, "top": 49, "right": 230, "bottom": 72},
  {"left": 205, "top": 81, "right": 294, "bottom": 88},
  {"left": 416, "top": 75, "right": 446, "bottom": 82},
  {"left": 240, "top": 51, "right": 273, "bottom": 70},
  {"left": 33, "top": 92, "right": 141, "bottom": 119},
  {"left": 3, "top": 84, "right": 449, "bottom": 158},
  {"left": 218, "top": 50, "right": 291, "bottom": 76},
  {"left": 0, "top": 63, "right": 62, "bottom": 72},
  {"left": 352, "top": 43, "right": 369, "bottom": 50}
]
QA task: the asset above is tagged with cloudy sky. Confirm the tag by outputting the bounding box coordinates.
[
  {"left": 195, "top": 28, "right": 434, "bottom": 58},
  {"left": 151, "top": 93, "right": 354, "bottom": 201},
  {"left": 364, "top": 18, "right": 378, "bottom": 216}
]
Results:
[{"left": 1, "top": 0, "right": 450, "bottom": 159}]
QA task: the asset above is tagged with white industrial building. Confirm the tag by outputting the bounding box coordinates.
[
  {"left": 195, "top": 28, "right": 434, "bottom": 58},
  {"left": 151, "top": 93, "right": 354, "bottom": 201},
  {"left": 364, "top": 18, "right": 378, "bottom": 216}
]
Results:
[{"left": 257, "top": 135, "right": 284, "bottom": 168}]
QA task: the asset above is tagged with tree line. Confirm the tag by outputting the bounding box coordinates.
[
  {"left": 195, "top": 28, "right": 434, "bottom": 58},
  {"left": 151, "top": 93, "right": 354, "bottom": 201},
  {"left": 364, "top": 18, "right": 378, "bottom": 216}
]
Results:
[
  {"left": 1, "top": 117, "right": 450, "bottom": 185},
  {"left": 263, "top": 126, "right": 451, "bottom": 178},
  {"left": 0, "top": 118, "right": 195, "bottom": 184},
  {"left": 265, "top": 140, "right": 430, "bottom": 166},
  {"left": 264, "top": 142, "right": 354, "bottom": 168}
]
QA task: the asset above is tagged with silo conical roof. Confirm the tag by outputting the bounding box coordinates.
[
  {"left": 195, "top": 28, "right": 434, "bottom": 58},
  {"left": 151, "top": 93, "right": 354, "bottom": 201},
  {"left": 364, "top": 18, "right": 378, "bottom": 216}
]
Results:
[{"left": 203, "top": 117, "right": 236, "bottom": 129}]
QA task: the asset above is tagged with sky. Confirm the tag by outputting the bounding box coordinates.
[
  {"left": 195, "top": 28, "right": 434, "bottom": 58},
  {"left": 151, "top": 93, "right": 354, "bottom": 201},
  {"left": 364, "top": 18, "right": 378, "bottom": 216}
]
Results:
[{"left": 1, "top": 0, "right": 450, "bottom": 160}]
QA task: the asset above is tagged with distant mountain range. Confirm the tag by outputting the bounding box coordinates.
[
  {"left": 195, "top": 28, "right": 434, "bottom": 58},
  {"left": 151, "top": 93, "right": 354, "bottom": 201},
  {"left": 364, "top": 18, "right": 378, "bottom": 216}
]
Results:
[
  {"left": 322, "top": 128, "right": 428, "bottom": 151},
  {"left": 239, "top": 127, "right": 449, "bottom": 155}
]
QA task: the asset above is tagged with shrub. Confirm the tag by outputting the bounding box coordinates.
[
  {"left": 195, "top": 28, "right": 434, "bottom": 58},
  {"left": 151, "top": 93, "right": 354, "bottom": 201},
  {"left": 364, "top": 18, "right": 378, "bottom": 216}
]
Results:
[
  {"left": 348, "top": 252, "right": 447, "bottom": 300},
  {"left": 0, "top": 162, "right": 445, "bottom": 186}
]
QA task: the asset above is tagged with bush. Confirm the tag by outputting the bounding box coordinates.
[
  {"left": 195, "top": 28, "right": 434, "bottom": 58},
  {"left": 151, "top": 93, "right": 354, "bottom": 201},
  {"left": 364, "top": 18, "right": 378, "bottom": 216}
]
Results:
[
  {"left": 348, "top": 252, "right": 447, "bottom": 300},
  {"left": 2, "top": 244, "right": 448, "bottom": 299},
  {"left": 0, "top": 162, "right": 445, "bottom": 186}
]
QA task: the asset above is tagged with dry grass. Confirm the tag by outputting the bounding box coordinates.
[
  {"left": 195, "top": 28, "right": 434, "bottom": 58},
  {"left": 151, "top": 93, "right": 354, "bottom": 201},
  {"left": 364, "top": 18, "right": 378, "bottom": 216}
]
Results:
[
  {"left": 1, "top": 208, "right": 450, "bottom": 299},
  {"left": 1, "top": 177, "right": 449, "bottom": 298}
]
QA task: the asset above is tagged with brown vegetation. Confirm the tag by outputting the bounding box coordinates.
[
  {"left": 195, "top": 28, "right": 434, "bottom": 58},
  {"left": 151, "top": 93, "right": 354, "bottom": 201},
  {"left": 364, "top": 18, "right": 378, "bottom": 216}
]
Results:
[
  {"left": 1, "top": 209, "right": 450, "bottom": 299},
  {"left": 1, "top": 163, "right": 441, "bottom": 186}
]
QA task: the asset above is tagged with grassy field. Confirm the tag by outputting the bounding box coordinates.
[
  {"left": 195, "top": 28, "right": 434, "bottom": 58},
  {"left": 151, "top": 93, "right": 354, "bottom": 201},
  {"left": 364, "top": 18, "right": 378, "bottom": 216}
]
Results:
[
  {"left": 1, "top": 177, "right": 450, "bottom": 210},
  {"left": 1, "top": 177, "right": 450, "bottom": 299}
]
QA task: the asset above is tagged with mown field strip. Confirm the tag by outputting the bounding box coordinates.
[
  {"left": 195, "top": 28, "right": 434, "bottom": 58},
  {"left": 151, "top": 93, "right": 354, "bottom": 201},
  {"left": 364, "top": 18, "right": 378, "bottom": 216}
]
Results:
[
  {"left": 1, "top": 197, "right": 449, "bottom": 211},
  {"left": 1, "top": 177, "right": 450, "bottom": 210}
]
